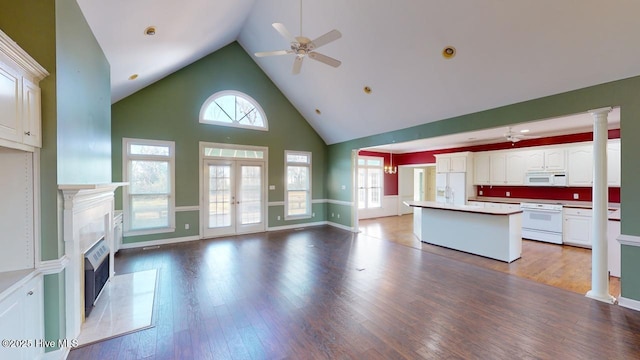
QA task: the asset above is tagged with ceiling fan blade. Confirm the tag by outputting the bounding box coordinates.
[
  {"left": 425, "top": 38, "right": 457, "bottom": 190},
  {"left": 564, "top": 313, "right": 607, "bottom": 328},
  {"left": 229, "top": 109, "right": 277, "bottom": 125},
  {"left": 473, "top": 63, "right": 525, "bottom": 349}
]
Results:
[
  {"left": 310, "top": 29, "right": 342, "bottom": 49},
  {"left": 255, "top": 50, "right": 293, "bottom": 57},
  {"left": 272, "top": 23, "right": 295, "bottom": 43},
  {"left": 292, "top": 56, "right": 303, "bottom": 74},
  {"left": 308, "top": 52, "right": 341, "bottom": 68}
]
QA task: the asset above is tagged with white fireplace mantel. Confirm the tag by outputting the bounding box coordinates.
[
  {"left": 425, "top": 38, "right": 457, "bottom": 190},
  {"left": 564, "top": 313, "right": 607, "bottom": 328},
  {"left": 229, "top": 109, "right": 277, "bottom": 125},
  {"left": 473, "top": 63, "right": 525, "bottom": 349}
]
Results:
[{"left": 59, "top": 182, "right": 127, "bottom": 340}]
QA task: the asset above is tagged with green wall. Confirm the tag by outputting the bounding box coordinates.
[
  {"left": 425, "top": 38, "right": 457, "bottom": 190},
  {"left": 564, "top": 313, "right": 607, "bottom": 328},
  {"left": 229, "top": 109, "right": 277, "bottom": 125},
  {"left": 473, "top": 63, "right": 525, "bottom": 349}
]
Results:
[
  {"left": 112, "top": 42, "right": 328, "bottom": 244},
  {"left": 1, "top": 0, "right": 112, "bottom": 351},
  {"left": 328, "top": 75, "right": 640, "bottom": 301}
]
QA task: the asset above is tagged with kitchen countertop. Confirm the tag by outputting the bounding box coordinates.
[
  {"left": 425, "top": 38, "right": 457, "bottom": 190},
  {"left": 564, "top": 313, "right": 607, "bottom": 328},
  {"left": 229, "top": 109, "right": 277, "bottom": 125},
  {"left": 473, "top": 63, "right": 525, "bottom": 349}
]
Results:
[
  {"left": 405, "top": 201, "right": 522, "bottom": 215},
  {"left": 468, "top": 196, "right": 620, "bottom": 221}
]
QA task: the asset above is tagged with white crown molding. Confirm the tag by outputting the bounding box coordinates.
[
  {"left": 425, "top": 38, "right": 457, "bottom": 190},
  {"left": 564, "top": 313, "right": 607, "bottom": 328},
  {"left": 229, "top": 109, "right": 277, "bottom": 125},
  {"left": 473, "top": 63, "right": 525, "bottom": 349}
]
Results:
[
  {"left": 0, "top": 28, "right": 49, "bottom": 80},
  {"left": 618, "top": 234, "right": 640, "bottom": 247},
  {"left": 39, "top": 255, "right": 70, "bottom": 275}
]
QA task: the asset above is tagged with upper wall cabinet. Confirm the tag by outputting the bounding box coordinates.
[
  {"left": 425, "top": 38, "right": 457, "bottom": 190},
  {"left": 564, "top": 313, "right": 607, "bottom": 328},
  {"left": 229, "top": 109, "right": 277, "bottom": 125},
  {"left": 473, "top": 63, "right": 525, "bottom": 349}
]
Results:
[
  {"left": 0, "top": 30, "right": 48, "bottom": 151},
  {"left": 436, "top": 152, "right": 473, "bottom": 173},
  {"left": 567, "top": 145, "right": 593, "bottom": 186},
  {"left": 473, "top": 152, "right": 491, "bottom": 185},
  {"left": 524, "top": 148, "right": 566, "bottom": 172},
  {"left": 608, "top": 139, "right": 621, "bottom": 187}
]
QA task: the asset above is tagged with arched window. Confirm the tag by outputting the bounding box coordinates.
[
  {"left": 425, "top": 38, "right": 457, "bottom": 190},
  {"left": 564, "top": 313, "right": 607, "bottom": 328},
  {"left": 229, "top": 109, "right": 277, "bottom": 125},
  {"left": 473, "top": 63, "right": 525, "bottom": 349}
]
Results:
[{"left": 199, "top": 90, "right": 268, "bottom": 131}]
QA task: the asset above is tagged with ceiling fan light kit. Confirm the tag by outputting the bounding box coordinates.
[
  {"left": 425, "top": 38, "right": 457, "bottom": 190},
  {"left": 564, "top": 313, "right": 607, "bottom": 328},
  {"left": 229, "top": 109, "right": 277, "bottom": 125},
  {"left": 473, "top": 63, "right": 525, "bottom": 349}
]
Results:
[{"left": 254, "top": 0, "right": 342, "bottom": 74}]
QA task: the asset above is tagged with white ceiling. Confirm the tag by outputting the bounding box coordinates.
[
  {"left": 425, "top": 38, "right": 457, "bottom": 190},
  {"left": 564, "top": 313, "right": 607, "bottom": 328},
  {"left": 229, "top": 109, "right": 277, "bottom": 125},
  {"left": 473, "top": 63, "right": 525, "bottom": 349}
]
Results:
[{"left": 77, "top": 0, "right": 640, "bottom": 145}]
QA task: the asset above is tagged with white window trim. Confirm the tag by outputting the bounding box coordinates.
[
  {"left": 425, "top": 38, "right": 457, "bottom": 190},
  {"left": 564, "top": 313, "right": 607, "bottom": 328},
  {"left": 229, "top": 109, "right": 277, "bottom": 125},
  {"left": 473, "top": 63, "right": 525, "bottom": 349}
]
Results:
[
  {"left": 199, "top": 90, "right": 269, "bottom": 131},
  {"left": 358, "top": 155, "right": 384, "bottom": 210},
  {"left": 122, "top": 137, "right": 176, "bottom": 236},
  {"left": 285, "top": 150, "right": 312, "bottom": 220}
]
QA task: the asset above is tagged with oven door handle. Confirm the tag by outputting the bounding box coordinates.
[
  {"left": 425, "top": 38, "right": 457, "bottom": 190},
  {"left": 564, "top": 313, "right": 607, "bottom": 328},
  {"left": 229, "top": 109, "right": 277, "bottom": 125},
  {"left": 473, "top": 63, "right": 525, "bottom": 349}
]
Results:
[{"left": 522, "top": 208, "right": 563, "bottom": 214}]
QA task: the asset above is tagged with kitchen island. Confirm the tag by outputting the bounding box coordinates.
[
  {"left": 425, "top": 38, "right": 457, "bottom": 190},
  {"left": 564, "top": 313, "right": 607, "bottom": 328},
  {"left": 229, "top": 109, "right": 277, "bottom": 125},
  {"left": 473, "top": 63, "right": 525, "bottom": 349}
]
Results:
[{"left": 405, "top": 201, "right": 523, "bottom": 263}]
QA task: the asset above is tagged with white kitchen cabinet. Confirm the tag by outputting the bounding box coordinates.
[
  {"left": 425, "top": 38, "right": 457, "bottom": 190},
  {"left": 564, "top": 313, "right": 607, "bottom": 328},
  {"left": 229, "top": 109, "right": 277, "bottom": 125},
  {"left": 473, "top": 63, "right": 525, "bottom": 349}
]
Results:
[
  {"left": 490, "top": 152, "right": 507, "bottom": 184},
  {"left": 563, "top": 208, "right": 592, "bottom": 248},
  {"left": 525, "top": 148, "right": 566, "bottom": 171},
  {"left": 607, "top": 139, "right": 621, "bottom": 187},
  {"left": 608, "top": 219, "right": 621, "bottom": 277},
  {"left": 435, "top": 152, "right": 473, "bottom": 173},
  {"left": 567, "top": 145, "right": 592, "bottom": 186},
  {"left": 473, "top": 152, "right": 491, "bottom": 185},
  {"left": 0, "top": 29, "right": 47, "bottom": 150},
  {"left": 488, "top": 151, "right": 526, "bottom": 185},
  {"left": 0, "top": 274, "right": 44, "bottom": 360}
]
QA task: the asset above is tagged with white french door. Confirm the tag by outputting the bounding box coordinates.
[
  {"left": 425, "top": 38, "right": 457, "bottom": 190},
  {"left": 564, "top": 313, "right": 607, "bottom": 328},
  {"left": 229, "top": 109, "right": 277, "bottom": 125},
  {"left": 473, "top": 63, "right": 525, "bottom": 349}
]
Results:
[{"left": 202, "top": 160, "right": 265, "bottom": 237}]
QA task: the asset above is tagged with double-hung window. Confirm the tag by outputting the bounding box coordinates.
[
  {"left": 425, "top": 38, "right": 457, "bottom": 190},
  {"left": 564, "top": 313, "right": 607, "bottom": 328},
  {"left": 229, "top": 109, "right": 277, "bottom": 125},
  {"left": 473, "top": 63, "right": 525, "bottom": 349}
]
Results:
[
  {"left": 123, "top": 138, "right": 175, "bottom": 234},
  {"left": 358, "top": 156, "right": 383, "bottom": 209},
  {"left": 285, "top": 151, "right": 312, "bottom": 219}
]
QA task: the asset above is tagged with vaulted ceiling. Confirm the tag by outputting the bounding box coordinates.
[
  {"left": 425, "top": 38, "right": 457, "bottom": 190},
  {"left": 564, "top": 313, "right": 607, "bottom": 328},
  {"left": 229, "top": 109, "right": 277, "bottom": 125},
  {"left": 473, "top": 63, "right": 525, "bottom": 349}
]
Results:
[{"left": 77, "top": 0, "right": 639, "bottom": 146}]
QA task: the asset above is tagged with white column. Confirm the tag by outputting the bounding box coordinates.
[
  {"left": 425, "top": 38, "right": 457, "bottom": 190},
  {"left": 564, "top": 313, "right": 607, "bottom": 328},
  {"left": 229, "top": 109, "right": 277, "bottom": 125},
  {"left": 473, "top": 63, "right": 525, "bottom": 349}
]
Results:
[{"left": 586, "top": 107, "right": 615, "bottom": 303}]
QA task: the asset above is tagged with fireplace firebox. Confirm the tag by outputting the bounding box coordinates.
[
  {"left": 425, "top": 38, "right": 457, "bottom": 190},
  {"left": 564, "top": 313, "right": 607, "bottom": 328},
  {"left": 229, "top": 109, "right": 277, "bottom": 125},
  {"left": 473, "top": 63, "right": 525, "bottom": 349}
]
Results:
[{"left": 84, "top": 238, "right": 110, "bottom": 316}]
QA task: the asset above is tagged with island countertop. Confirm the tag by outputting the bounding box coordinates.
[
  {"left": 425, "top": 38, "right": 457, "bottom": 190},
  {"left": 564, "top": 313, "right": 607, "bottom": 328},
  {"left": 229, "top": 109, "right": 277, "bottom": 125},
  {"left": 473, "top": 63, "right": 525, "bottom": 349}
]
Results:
[{"left": 404, "top": 201, "right": 522, "bottom": 216}]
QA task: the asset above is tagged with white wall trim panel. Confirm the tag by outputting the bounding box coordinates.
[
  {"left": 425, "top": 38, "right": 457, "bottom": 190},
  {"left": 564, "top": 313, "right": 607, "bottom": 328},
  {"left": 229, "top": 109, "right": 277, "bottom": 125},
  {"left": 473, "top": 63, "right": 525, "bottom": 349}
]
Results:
[
  {"left": 617, "top": 234, "right": 640, "bottom": 247},
  {"left": 175, "top": 206, "right": 199, "bottom": 212},
  {"left": 38, "top": 255, "right": 70, "bottom": 275},
  {"left": 267, "top": 221, "right": 327, "bottom": 232},
  {"left": 119, "top": 235, "right": 200, "bottom": 250},
  {"left": 358, "top": 195, "right": 398, "bottom": 219}
]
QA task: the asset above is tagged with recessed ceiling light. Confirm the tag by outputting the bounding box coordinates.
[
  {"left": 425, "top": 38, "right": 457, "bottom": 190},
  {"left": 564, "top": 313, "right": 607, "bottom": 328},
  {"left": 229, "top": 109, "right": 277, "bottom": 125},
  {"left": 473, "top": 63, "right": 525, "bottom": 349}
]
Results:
[
  {"left": 144, "top": 26, "right": 156, "bottom": 36},
  {"left": 442, "top": 46, "right": 456, "bottom": 59},
  {"left": 315, "top": 108, "right": 321, "bottom": 115},
  {"left": 363, "top": 86, "right": 372, "bottom": 94},
  {"left": 128, "top": 74, "right": 139, "bottom": 80},
  {"left": 520, "top": 129, "right": 530, "bottom": 133}
]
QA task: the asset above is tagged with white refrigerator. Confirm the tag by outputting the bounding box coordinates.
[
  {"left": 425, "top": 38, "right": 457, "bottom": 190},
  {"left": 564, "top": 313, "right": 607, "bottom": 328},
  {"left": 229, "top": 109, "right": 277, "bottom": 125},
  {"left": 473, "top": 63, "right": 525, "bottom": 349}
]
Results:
[{"left": 435, "top": 172, "right": 466, "bottom": 205}]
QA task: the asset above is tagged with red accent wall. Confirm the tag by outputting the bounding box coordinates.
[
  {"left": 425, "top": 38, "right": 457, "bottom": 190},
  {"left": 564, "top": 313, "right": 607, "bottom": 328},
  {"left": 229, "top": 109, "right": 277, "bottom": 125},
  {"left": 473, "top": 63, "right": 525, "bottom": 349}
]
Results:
[
  {"left": 477, "top": 186, "right": 621, "bottom": 203},
  {"left": 359, "top": 129, "right": 620, "bottom": 198}
]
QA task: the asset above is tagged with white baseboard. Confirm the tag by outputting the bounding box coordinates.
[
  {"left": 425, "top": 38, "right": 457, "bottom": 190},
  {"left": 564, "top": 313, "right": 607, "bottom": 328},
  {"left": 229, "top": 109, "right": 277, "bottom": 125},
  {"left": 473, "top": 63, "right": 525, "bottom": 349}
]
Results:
[
  {"left": 618, "top": 296, "right": 640, "bottom": 312},
  {"left": 119, "top": 235, "right": 199, "bottom": 249},
  {"left": 42, "top": 346, "right": 70, "bottom": 360},
  {"left": 268, "top": 221, "right": 327, "bottom": 232},
  {"left": 327, "top": 221, "right": 356, "bottom": 232}
]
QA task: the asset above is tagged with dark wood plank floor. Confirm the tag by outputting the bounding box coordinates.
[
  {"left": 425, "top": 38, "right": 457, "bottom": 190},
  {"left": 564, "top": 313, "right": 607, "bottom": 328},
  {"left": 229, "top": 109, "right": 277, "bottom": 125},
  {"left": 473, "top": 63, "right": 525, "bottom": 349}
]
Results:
[{"left": 70, "top": 226, "right": 640, "bottom": 359}]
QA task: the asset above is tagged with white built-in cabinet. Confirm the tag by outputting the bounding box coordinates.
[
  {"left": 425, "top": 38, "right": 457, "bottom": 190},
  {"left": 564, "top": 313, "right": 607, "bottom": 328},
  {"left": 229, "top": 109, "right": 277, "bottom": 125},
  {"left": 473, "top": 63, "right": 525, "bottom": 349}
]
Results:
[
  {"left": 436, "top": 152, "right": 472, "bottom": 173},
  {"left": 0, "top": 274, "right": 43, "bottom": 360},
  {"left": 525, "top": 148, "right": 566, "bottom": 171},
  {"left": 0, "top": 30, "right": 47, "bottom": 150},
  {"left": 0, "top": 29, "right": 47, "bottom": 360},
  {"left": 563, "top": 208, "right": 593, "bottom": 248}
]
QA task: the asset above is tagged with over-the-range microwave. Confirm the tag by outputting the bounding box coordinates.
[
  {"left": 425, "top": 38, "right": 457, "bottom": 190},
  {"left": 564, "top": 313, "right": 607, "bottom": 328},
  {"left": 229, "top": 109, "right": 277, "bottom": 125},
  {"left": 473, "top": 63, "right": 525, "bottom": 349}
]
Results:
[{"left": 524, "top": 171, "right": 567, "bottom": 186}]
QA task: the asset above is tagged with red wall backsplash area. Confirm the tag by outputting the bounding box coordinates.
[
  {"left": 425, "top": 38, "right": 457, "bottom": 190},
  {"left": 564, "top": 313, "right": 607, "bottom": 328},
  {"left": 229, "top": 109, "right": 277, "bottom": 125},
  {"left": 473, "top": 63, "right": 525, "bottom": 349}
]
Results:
[
  {"left": 478, "top": 186, "right": 620, "bottom": 203},
  {"left": 359, "top": 129, "right": 620, "bottom": 198}
]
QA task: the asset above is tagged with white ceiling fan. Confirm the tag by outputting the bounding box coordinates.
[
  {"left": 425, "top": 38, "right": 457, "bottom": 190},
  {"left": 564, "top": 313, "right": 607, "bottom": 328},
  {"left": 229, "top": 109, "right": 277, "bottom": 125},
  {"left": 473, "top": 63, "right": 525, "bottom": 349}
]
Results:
[
  {"left": 503, "top": 127, "right": 540, "bottom": 143},
  {"left": 254, "top": 0, "right": 342, "bottom": 74}
]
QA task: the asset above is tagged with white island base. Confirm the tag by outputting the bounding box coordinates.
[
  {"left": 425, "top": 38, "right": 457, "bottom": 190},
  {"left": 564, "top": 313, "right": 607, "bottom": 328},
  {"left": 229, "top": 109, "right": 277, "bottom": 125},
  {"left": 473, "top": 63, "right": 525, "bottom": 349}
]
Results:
[{"left": 406, "top": 201, "right": 523, "bottom": 263}]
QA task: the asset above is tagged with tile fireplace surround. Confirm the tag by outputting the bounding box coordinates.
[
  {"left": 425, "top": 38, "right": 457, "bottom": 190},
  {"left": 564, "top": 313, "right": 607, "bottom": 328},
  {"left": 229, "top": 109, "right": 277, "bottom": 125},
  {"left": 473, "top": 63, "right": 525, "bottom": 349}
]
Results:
[{"left": 59, "top": 183, "right": 126, "bottom": 340}]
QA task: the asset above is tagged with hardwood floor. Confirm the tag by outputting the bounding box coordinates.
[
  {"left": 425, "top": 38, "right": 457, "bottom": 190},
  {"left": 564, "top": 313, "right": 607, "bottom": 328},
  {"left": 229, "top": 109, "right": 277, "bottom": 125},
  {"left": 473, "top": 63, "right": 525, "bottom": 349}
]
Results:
[
  {"left": 69, "top": 225, "right": 639, "bottom": 359},
  {"left": 359, "top": 214, "right": 621, "bottom": 296}
]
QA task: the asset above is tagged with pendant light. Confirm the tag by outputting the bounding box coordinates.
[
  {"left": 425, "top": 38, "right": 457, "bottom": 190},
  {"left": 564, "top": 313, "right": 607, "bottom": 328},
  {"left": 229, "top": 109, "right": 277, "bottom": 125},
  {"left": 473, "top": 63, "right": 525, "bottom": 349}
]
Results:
[{"left": 384, "top": 150, "right": 397, "bottom": 174}]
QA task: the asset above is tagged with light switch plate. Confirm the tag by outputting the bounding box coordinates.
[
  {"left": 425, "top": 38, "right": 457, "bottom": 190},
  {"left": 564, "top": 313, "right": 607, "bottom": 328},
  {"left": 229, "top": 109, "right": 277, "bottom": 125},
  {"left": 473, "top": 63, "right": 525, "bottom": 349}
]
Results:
[
  {"left": 573, "top": 193, "right": 579, "bottom": 199},
  {"left": 506, "top": 191, "right": 510, "bottom": 197},
  {"left": 269, "top": 185, "right": 275, "bottom": 190},
  {"left": 479, "top": 190, "right": 483, "bottom": 195}
]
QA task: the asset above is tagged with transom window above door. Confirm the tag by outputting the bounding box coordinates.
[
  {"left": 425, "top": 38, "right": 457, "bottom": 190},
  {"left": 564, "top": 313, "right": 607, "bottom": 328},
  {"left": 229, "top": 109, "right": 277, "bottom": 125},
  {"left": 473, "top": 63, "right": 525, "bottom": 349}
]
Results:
[{"left": 199, "top": 90, "right": 268, "bottom": 131}]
